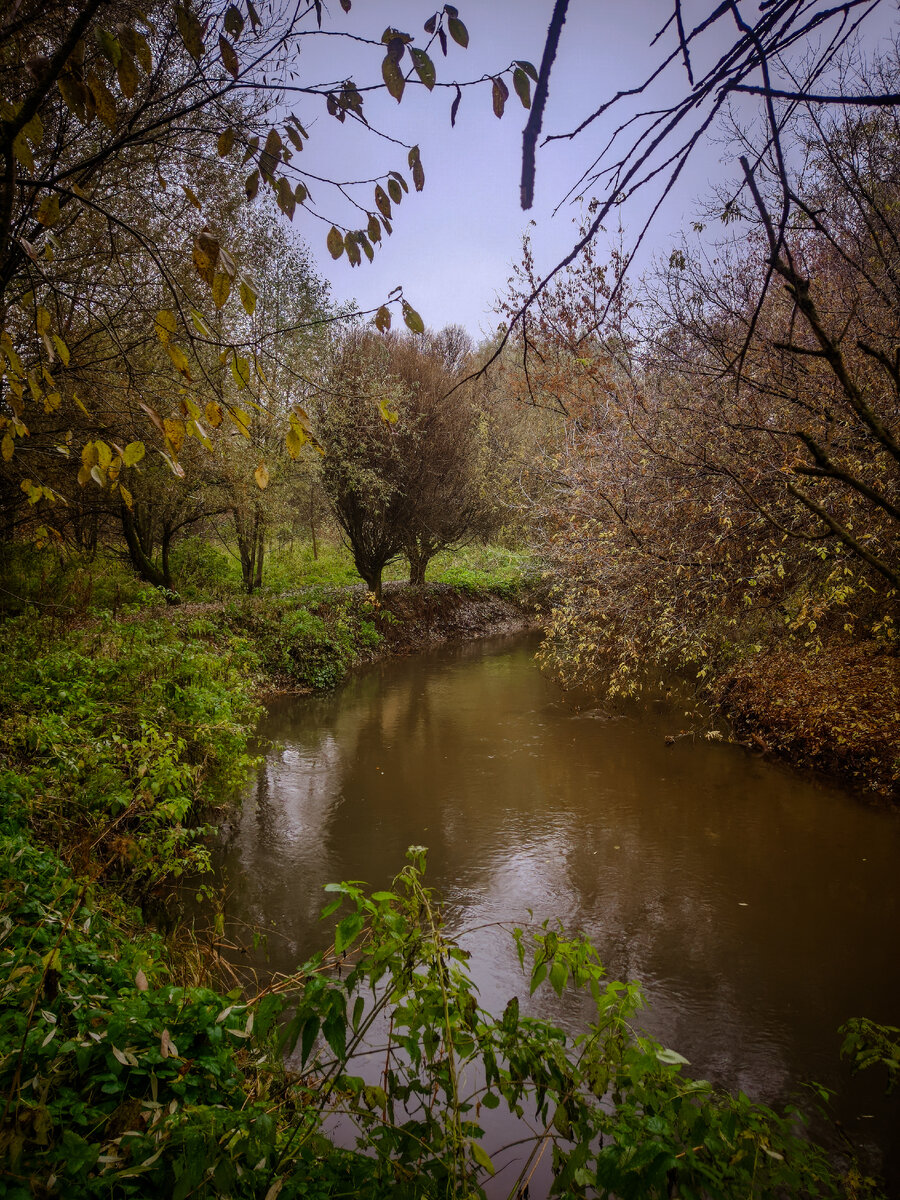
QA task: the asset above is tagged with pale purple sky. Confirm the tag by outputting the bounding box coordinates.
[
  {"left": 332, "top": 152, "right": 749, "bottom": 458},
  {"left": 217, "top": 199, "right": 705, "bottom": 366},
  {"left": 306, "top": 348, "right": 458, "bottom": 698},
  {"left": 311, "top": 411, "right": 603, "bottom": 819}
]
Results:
[{"left": 277, "top": 1, "right": 897, "bottom": 338}]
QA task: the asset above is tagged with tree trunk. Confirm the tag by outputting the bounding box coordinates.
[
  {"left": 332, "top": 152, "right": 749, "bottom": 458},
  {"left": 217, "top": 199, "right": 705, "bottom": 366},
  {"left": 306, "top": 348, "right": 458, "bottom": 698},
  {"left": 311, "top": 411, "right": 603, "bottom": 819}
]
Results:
[
  {"left": 120, "top": 505, "right": 178, "bottom": 601},
  {"left": 359, "top": 564, "right": 383, "bottom": 601},
  {"left": 406, "top": 538, "right": 433, "bottom": 587},
  {"left": 309, "top": 492, "right": 318, "bottom": 560},
  {"left": 236, "top": 506, "right": 265, "bottom": 594}
]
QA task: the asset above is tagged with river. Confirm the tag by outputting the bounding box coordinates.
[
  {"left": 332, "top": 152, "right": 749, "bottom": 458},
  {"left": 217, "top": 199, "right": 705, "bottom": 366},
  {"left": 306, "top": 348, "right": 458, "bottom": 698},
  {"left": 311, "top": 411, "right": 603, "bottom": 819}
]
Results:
[{"left": 215, "top": 631, "right": 900, "bottom": 1194}]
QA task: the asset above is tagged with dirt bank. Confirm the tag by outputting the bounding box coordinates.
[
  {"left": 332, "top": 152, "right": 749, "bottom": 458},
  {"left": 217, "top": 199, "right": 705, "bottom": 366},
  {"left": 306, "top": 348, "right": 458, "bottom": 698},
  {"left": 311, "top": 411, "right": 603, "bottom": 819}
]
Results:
[
  {"left": 717, "top": 637, "right": 899, "bottom": 801},
  {"left": 361, "top": 582, "right": 537, "bottom": 655}
]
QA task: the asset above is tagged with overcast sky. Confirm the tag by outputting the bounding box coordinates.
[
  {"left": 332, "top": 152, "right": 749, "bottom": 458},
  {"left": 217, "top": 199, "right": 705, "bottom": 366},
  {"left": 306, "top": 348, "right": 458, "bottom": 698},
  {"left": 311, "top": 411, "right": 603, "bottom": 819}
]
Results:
[{"left": 281, "top": 1, "right": 897, "bottom": 340}]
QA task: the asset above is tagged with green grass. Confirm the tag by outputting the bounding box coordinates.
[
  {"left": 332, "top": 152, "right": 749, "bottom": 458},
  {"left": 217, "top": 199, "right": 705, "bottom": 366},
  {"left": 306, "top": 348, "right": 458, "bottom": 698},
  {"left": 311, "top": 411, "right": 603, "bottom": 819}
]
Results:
[{"left": 0, "top": 538, "right": 536, "bottom": 615}]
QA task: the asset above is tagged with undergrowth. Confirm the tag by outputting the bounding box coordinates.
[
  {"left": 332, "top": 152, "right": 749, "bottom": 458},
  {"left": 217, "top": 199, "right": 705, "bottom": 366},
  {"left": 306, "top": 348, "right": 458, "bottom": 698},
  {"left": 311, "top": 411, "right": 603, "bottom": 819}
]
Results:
[{"left": 0, "top": 560, "right": 888, "bottom": 1198}]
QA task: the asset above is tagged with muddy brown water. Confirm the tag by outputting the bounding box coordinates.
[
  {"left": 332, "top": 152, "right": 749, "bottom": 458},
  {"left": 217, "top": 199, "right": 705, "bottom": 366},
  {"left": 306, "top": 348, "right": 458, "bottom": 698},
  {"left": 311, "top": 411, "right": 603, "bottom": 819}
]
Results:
[{"left": 214, "top": 631, "right": 900, "bottom": 1194}]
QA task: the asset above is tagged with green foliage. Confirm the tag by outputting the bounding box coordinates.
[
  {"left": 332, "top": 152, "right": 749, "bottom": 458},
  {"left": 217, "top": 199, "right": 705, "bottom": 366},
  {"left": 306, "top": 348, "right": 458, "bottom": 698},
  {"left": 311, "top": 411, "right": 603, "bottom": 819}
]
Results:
[
  {"left": 426, "top": 543, "right": 535, "bottom": 596},
  {"left": 165, "top": 537, "right": 239, "bottom": 600},
  {"left": 0, "top": 614, "right": 260, "bottom": 892},
  {"left": 0, "top": 832, "right": 291, "bottom": 1198},
  {"left": 841, "top": 1018, "right": 900, "bottom": 1091},
  {"left": 0, "top": 565, "right": 865, "bottom": 1198},
  {"left": 222, "top": 591, "right": 387, "bottom": 691},
  {"left": 0, "top": 544, "right": 160, "bottom": 618},
  {"left": 266, "top": 849, "right": 849, "bottom": 1199}
]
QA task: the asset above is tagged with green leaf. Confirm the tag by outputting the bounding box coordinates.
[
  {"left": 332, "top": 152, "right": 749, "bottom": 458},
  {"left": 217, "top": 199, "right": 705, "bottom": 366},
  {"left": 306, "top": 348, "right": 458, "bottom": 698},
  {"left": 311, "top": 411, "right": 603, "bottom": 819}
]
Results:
[
  {"left": 344, "top": 233, "right": 361, "bottom": 267},
  {"left": 351, "top": 996, "right": 365, "bottom": 1031},
  {"left": 300, "top": 1015, "right": 320, "bottom": 1065},
  {"left": 276, "top": 176, "right": 296, "bottom": 220},
  {"left": 470, "top": 1141, "right": 494, "bottom": 1176},
  {"left": 501, "top": 995, "right": 519, "bottom": 1034},
  {"left": 326, "top": 226, "right": 344, "bottom": 259},
  {"left": 374, "top": 305, "right": 391, "bottom": 332},
  {"left": 387, "top": 177, "right": 402, "bottom": 205},
  {"left": 513, "top": 66, "right": 531, "bottom": 108},
  {"left": 516, "top": 59, "right": 539, "bottom": 81},
  {"left": 410, "top": 47, "right": 436, "bottom": 89},
  {"left": 96, "top": 28, "right": 122, "bottom": 67},
  {"left": 382, "top": 54, "right": 405, "bottom": 102},
  {"left": 176, "top": 4, "right": 205, "bottom": 60},
  {"left": 335, "top": 911, "right": 364, "bottom": 954},
  {"left": 219, "top": 35, "right": 239, "bottom": 78},
  {"left": 322, "top": 1010, "right": 346, "bottom": 1060},
  {"left": 656, "top": 1047, "right": 691, "bottom": 1066},
  {"left": 408, "top": 145, "right": 425, "bottom": 191},
  {"left": 402, "top": 300, "right": 424, "bottom": 334},
  {"left": 374, "top": 185, "right": 391, "bottom": 220},
  {"left": 224, "top": 4, "right": 244, "bottom": 38},
  {"left": 447, "top": 16, "right": 469, "bottom": 47}
]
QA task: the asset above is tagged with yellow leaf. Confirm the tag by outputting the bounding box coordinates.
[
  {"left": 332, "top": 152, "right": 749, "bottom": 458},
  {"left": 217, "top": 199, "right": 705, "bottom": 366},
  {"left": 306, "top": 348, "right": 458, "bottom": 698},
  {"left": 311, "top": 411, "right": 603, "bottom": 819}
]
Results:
[
  {"left": 230, "top": 353, "right": 249, "bottom": 390},
  {"left": 43, "top": 391, "right": 61, "bottom": 413},
  {"left": 230, "top": 407, "right": 251, "bottom": 437},
  {"left": 36, "top": 306, "right": 51, "bottom": 335},
  {"left": 254, "top": 461, "right": 269, "bottom": 489},
  {"left": 2, "top": 434, "right": 14, "bottom": 461},
  {"left": 52, "top": 335, "right": 70, "bottom": 366},
  {"left": 205, "top": 400, "right": 223, "bottom": 428},
  {"left": 95, "top": 440, "right": 112, "bottom": 469},
  {"left": 378, "top": 396, "right": 399, "bottom": 424},
  {"left": 119, "top": 482, "right": 134, "bottom": 509},
  {"left": 74, "top": 392, "right": 91, "bottom": 417},
  {"left": 163, "top": 417, "right": 185, "bottom": 454},
  {"left": 189, "top": 418, "right": 213, "bottom": 451},
  {"left": 285, "top": 426, "right": 305, "bottom": 459},
  {"left": 212, "top": 272, "right": 231, "bottom": 309},
  {"left": 239, "top": 279, "right": 256, "bottom": 315},
  {"left": 155, "top": 309, "right": 177, "bottom": 344},
  {"left": 122, "top": 441, "right": 145, "bottom": 467},
  {"left": 166, "top": 343, "right": 191, "bottom": 378},
  {"left": 36, "top": 195, "right": 61, "bottom": 227}
]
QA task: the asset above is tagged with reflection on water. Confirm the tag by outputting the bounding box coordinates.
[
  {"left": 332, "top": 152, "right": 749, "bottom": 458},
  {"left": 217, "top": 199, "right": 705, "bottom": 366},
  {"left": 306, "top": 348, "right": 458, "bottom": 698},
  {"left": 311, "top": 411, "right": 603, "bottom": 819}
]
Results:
[{"left": 216, "top": 632, "right": 900, "bottom": 1192}]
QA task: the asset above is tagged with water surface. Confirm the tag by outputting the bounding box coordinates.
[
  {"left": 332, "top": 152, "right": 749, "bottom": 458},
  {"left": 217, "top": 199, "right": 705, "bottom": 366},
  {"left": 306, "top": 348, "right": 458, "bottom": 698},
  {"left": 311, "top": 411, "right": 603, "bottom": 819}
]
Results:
[{"left": 216, "top": 632, "right": 900, "bottom": 1191}]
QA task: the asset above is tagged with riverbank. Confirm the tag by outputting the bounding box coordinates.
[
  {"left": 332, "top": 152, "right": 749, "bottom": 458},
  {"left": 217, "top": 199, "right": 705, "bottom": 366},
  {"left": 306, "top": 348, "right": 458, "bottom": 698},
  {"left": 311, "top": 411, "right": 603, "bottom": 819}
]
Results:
[
  {"left": 1, "top": 578, "right": 892, "bottom": 1197},
  {"left": 714, "top": 636, "right": 899, "bottom": 802}
]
